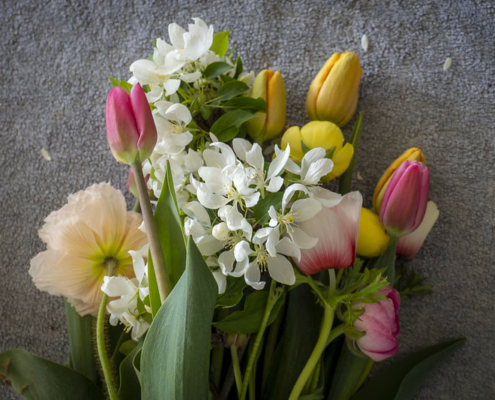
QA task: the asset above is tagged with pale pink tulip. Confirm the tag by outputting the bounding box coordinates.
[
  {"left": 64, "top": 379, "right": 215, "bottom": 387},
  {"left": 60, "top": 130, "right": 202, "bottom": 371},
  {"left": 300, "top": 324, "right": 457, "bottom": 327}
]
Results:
[
  {"left": 353, "top": 287, "right": 400, "bottom": 362},
  {"left": 29, "top": 183, "right": 148, "bottom": 316},
  {"left": 379, "top": 160, "right": 429, "bottom": 236},
  {"left": 106, "top": 83, "right": 157, "bottom": 165},
  {"left": 295, "top": 191, "right": 362, "bottom": 275},
  {"left": 397, "top": 201, "right": 439, "bottom": 261}
]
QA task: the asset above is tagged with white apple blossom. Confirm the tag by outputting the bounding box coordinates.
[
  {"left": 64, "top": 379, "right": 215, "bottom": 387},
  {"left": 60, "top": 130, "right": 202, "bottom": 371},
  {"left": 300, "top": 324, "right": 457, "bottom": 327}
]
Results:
[{"left": 101, "top": 245, "right": 151, "bottom": 340}]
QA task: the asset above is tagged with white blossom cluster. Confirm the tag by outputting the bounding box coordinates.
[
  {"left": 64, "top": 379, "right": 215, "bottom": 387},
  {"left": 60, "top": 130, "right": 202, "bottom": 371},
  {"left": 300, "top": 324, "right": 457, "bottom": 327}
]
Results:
[{"left": 102, "top": 17, "right": 343, "bottom": 340}]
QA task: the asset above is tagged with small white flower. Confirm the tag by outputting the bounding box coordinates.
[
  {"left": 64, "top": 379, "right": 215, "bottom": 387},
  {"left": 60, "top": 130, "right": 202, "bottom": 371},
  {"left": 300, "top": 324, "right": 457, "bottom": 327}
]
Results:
[{"left": 282, "top": 147, "right": 334, "bottom": 186}]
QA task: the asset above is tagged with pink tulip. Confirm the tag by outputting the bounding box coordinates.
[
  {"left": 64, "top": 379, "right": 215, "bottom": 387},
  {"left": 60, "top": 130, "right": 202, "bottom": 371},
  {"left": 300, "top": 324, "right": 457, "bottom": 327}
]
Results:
[
  {"left": 295, "top": 191, "right": 362, "bottom": 275},
  {"left": 353, "top": 287, "right": 400, "bottom": 362},
  {"left": 106, "top": 83, "right": 157, "bottom": 165},
  {"left": 379, "top": 160, "right": 429, "bottom": 237},
  {"left": 397, "top": 201, "right": 439, "bottom": 261}
]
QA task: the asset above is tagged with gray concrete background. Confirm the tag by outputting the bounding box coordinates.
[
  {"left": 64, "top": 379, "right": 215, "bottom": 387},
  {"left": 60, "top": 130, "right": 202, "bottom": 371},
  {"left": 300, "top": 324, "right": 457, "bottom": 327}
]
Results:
[{"left": 1, "top": 0, "right": 494, "bottom": 398}]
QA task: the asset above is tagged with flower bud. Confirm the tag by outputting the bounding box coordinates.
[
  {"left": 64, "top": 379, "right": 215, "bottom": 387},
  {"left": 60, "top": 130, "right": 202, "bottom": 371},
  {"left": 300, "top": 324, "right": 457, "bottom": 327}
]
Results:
[
  {"left": 296, "top": 191, "right": 362, "bottom": 275},
  {"left": 224, "top": 333, "right": 249, "bottom": 348},
  {"left": 379, "top": 161, "right": 430, "bottom": 237},
  {"left": 212, "top": 222, "right": 230, "bottom": 241},
  {"left": 373, "top": 148, "right": 426, "bottom": 213},
  {"left": 352, "top": 287, "right": 400, "bottom": 362},
  {"left": 357, "top": 208, "right": 390, "bottom": 258},
  {"left": 280, "top": 121, "right": 354, "bottom": 181},
  {"left": 245, "top": 69, "right": 286, "bottom": 143},
  {"left": 106, "top": 83, "right": 157, "bottom": 165},
  {"left": 396, "top": 201, "right": 439, "bottom": 261},
  {"left": 306, "top": 52, "right": 362, "bottom": 127}
]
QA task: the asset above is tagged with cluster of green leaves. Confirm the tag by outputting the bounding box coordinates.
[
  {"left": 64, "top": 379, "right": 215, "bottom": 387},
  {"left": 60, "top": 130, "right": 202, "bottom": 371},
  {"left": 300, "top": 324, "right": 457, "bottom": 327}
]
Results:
[{"left": 395, "top": 265, "right": 432, "bottom": 299}]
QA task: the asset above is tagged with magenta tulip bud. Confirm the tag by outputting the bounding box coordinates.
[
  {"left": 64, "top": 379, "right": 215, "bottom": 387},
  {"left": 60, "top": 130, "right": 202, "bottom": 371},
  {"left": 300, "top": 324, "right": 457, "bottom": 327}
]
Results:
[
  {"left": 352, "top": 287, "right": 400, "bottom": 362},
  {"left": 106, "top": 83, "right": 157, "bottom": 165},
  {"left": 379, "top": 160, "right": 430, "bottom": 237},
  {"left": 295, "top": 191, "right": 362, "bottom": 275}
]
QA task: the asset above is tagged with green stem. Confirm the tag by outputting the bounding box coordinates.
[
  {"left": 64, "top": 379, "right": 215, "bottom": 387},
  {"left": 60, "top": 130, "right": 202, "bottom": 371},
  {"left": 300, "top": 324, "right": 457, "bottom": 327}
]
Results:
[
  {"left": 131, "top": 161, "right": 171, "bottom": 303},
  {"left": 354, "top": 358, "right": 374, "bottom": 392},
  {"left": 231, "top": 346, "right": 242, "bottom": 396},
  {"left": 336, "top": 269, "right": 344, "bottom": 286},
  {"left": 97, "top": 292, "right": 119, "bottom": 399},
  {"left": 239, "top": 280, "right": 279, "bottom": 400},
  {"left": 325, "top": 324, "right": 345, "bottom": 347},
  {"left": 132, "top": 198, "right": 141, "bottom": 212},
  {"left": 308, "top": 358, "right": 321, "bottom": 394},
  {"left": 375, "top": 235, "right": 399, "bottom": 285},
  {"left": 338, "top": 112, "right": 363, "bottom": 195},
  {"left": 289, "top": 270, "right": 337, "bottom": 400}
]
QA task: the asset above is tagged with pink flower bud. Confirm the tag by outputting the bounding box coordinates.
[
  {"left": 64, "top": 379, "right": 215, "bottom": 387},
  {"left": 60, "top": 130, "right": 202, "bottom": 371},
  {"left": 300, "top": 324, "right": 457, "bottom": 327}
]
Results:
[
  {"left": 379, "top": 160, "right": 429, "bottom": 237},
  {"left": 106, "top": 84, "right": 157, "bottom": 165},
  {"left": 352, "top": 287, "right": 400, "bottom": 362},
  {"left": 295, "top": 191, "right": 362, "bottom": 275},
  {"left": 396, "top": 201, "right": 439, "bottom": 261}
]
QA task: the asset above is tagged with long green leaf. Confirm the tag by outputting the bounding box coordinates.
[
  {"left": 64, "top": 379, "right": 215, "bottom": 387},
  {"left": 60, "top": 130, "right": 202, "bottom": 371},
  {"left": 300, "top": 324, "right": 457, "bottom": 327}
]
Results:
[
  {"left": 118, "top": 341, "right": 143, "bottom": 400},
  {"left": 261, "top": 284, "right": 323, "bottom": 400},
  {"left": 352, "top": 338, "right": 465, "bottom": 400},
  {"left": 204, "top": 61, "right": 233, "bottom": 80},
  {"left": 64, "top": 299, "right": 98, "bottom": 384},
  {"left": 0, "top": 349, "right": 104, "bottom": 399},
  {"left": 213, "top": 290, "right": 285, "bottom": 334},
  {"left": 141, "top": 238, "right": 218, "bottom": 399},
  {"left": 210, "top": 110, "right": 256, "bottom": 142},
  {"left": 154, "top": 162, "right": 187, "bottom": 288}
]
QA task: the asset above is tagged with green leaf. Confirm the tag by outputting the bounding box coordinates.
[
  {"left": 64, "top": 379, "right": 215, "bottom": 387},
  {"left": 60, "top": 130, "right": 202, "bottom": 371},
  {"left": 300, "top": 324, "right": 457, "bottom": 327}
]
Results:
[
  {"left": 213, "top": 290, "right": 286, "bottom": 334},
  {"left": 338, "top": 112, "right": 362, "bottom": 195},
  {"left": 373, "top": 236, "right": 398, "bottom": 284},
  {"left": 216, "top": 276, "right": 247, "bottom": 308},
  {"left": 210, "top": 30, "right": 230, "bottom": 57},
  {"left": 118, "top": 341, "right": 142, "bottom": 400},
  {"left": 0, "top": 349, "right": 104, "bottom": 399},
  {"left": 216, "top": 80, "right": 250, "bottom": 101},
  {"left": 141, "top": 238, "right": 218, "bottom": 399},
  {"left": 109, "top": 76, "right": 133, "bottom": 93},
  {"left": 224, "top": 97, "right": 267, "bottom": 113},
  {"left": 64, "top": 299, "right": 98, "bottom": 384},
  {"left": 203, "top": 61, "right": 233, "bottom": 80},
  {"left": 119, "top": 340, "right": 138, "bottom": 356},
  {"left": 147, "top": 254, "right": 161, "bottom": 319},
  {"left": 210, "top": 110, "right": 256, "bottom": 142},
  {"left": 200, "top": 105, "right": 212, "bottom": 120},
  {"left": 234, "top": 55, "right": 243, "bottom": 78},
  {"left": 262, "top": 284, "right": 323, "bottom": 400},
  {"left": 352, "top": 338, "right": 466, "bottom": 400},
  {"left": 155, "top": 162, "right": 187, "bottom": 288},
  {"left": 253, "top": 192, "right": 284, "bottom": 226}
]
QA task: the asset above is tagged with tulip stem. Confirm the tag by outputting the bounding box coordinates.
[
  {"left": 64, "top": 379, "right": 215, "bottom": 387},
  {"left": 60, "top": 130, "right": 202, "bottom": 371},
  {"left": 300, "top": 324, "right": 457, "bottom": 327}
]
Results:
[
  {"left": 131, "top": 161, "right": 171, "bottom": 303},
  {"left": 289, "top": 269, "right": 337, "bottom": 400},
  {"left": 375, "top": 235, "right": 399, "bottom": 285},
  {"left": 96, "top": 263, "right": 118, "bottom": 400},
  {"left": 231, "top": 346, "right": 242, "bottom": 396}
]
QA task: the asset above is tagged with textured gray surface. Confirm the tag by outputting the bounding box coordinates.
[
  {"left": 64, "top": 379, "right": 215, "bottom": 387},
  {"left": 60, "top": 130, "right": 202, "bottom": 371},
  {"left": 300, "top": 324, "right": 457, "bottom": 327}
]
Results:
[{"left": 1, "top": 0, "right": 494, "bottom": 398}]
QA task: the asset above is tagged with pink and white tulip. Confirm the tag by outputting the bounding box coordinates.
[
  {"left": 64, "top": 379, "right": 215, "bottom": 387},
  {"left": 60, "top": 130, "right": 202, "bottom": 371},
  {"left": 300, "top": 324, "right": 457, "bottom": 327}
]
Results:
[
  {"left": 353, "top": 287, "right": 400, "bottom": 362},
  {"left": 295, "top": 191, "right": 362, "bottom": 275},
  {"left": 106, "top": 83, "right": 157, "bottom": 165},
  {"left": 396, "top": 201, "right": 439, "bottom": 261},
  {"left": 379, "top": 160, "right": 429, "bottom": 237}
]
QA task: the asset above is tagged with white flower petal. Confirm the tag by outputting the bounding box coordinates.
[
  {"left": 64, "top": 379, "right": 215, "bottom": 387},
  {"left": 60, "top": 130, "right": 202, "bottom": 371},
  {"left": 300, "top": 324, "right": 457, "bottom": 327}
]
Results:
[
  {"left": 163, "top": 79, "right": 181, "bottom": 97},
  {"left": 212, "top": 269, "right": 227, "bottom": 294},
  {"left": 101, "top": 276, "right": 135, "bottom": 297},
  {"left": 267, "top": 256, "right": 295, "bottom": 285},
  {"left": 245, "top": 261, "right": 265, "bottom": 290},
  {"left": 291, "top": 228, "right": 319, "bottom": 249},
  {"left": 266, "top": 176, "right": 284, "bottom": 192},
  {"left": 282, "top": 183, "right": 309, "bottom": 210},
  {"left": 291, "top": 198, "right": 322, "bottom": 222},
  {"left": 234, "top": 240, "right": 252, "bottom": 262},
  {"left": 168, "top": 23, "right": 186, "bottom": 48},
  {"left": 218, "top": 251, "right": 235, "bottom": 274},
  {"left": 267, "top": 145, "right": 290, "bottom": 180},
  {"left": 164, "top": 103, "right": 192, "bottom": 124},
  {"left": 303, "top": 158, "right": 334, "bottom": 185},
  {"left": 233, "top": 139, "right": 252, "bottom": 162},
  {"left": 308, "top": 187, "right": 343, "bottom": 208},
  {"left": 246, "top": 143, "right": 264, "bottom": 170},
  {"left": 276, "top": 237, "right": 301, "bottom": 261}
]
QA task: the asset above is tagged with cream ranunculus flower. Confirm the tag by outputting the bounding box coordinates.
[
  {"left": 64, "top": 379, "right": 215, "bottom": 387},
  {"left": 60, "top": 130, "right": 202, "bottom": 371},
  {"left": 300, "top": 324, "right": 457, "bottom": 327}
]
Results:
[{"left": 29, "top": 183, "right": 148, "bottom": 316}]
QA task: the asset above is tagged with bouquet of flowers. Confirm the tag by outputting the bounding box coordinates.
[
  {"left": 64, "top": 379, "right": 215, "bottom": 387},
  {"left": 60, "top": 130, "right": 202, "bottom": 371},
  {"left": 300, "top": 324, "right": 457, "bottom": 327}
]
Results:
[{"left": 1, "top": 17, "right": 464, "bottom": 400}]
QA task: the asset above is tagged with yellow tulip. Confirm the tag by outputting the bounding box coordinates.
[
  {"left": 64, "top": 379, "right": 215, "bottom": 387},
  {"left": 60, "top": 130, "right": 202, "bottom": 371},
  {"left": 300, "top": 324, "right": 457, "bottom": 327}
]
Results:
[
  {"left": 306, "top": 52, "right": 363, "bottom": 127},
  {"left": 357, "top": 208, "right": 390, "bottom": 258},
  {"left": 280, "top": 121, "right": 354, "bottom": 181},
  {"left": 245, "top": 69, "right": 286, "bottom": 143},
  {"left": 373, "top": 148, "right": 426, "bottom": 212}
]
